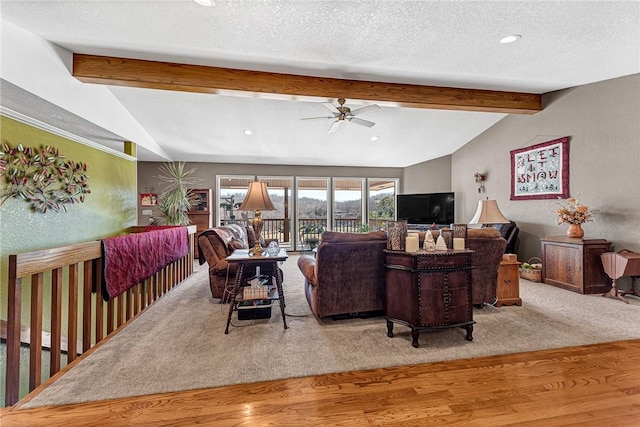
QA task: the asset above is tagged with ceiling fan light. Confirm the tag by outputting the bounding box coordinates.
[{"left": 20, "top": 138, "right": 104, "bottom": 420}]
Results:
[{"left": 500, "top": 34, "right": 521, "bottom": 44}]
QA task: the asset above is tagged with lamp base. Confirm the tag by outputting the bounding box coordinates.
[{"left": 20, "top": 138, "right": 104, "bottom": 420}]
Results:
[
  {"left": 248, "top": 242, "right": 263, "bottom": 256},
  {"left": 249, "top": 209, "right": 264, "bottom": 256}
]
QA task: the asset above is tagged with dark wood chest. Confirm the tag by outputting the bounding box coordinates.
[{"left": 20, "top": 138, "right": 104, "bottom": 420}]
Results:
[{"left": 384, "top": 249, "right": 474, "bottom": 347}]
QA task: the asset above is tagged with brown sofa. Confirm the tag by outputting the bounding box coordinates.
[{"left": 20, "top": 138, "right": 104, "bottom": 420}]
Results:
[
  {"left": 297, "top": 231, "right": 388, "bottom": 318},
  {"left": 297, "top": 228, "right": 506, "bottom": 317},
  {"left": 418, "top": 227, "right": 507, "bottom": 305},
  {"left": 197, "top": 224, "right": 275, "bottom": 300}
]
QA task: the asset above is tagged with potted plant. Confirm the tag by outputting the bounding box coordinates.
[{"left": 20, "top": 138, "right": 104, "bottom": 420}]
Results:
[
  {"left": 356, "top": 224, "right": 370, "bottom": 233},
  {"left": 303, "top": 237, "right": 320, "bottom": 249},
  {"left": 156, "top": 162, "right": 198, "bottom": 225},
  {"left": 300, "top": 223, "right": 325, "bottom": 249}
]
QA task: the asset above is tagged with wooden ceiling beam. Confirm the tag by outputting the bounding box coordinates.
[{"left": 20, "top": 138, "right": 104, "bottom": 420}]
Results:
[{"left": 73, "top": 54, "right": 541, "bottom": 114}]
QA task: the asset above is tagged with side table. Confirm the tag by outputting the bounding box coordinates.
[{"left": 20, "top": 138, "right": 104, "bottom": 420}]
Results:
[
  {"left": 384, "top": 249, "right": 475, "bottom": 348},
  {"left": 224, "top": 249, "right": 288, "bottom": 334},
  {"left": 496, "top": 259, "right": 522, "bottom": 306}
]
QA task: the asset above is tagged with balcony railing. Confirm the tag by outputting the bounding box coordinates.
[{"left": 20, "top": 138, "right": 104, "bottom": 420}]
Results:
[{"left": 220, "top": 217, "right": 390, "bottom": 248}]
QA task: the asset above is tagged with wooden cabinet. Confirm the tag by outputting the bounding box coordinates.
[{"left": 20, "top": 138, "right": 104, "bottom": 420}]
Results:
[
  {"left": 540, "top": 236, "right": 612, "bottom": 294},
  {"left": 188, "top": 189, "right": 213, "bottom": 258},
  {"left": 496, "top": 259, "right": 522, "bottom": 306},
  {"left": 384, "top": 249, "right": 475, "bottom": 348}
]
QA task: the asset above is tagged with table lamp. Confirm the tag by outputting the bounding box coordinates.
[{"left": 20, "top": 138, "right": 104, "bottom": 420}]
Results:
[
  {"left": 469, "top": 199, "right": 509, "bottom": 225},
  {"left": 239, "top": 181, "right": 275, "bottom": 255}
]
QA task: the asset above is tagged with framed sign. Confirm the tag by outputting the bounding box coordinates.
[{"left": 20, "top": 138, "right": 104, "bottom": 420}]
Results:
[
  {"left": 510, "top": 137, "right": 570, "bottom": 200},
  {"left": 140, "top": 193, "right": 158, "bottom": 206}
]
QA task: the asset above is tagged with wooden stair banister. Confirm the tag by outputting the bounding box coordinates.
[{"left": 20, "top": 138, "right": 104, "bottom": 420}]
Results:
[{"left": 4, "top": 226, "right": 195, "bottom": 407}]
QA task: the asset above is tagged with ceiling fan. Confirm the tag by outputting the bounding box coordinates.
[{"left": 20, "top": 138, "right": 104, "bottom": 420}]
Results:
[{"left": 301, "top": 98, "right": 381, "bottom": 133}]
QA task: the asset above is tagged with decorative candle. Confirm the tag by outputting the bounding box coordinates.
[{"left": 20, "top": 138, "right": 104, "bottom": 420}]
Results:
[
  {"left": 453, "top": 237, "right": 465, "bottom": 250},
  {"left": 405, "top": 234, "right": 419, "bottom": 252}
]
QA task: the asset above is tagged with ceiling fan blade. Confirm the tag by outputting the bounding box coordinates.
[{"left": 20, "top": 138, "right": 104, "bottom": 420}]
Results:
[
  {"left": 328, "top": 120, "right": 342, "bottom": 133},
  {"left": 348, "top": 117, "right": 376, "bottom": 128},
  {"left": 322, "top": 102, "right": 340, "bottom": 113},
  {"left": 350, "top": 104, "right": 381, "bottom": 116},
  {"left": 301, "top": 115, "right": 335, "bottom": 120}
]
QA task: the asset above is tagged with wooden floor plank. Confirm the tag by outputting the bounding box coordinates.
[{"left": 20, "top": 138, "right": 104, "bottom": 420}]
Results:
[{"left": 2, "top": 340, "right": 640, "bottom": 426}]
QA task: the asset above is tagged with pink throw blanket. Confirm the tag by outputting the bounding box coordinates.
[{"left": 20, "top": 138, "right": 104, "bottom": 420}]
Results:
[{"left": 101, "top": 226, "right": 188, "bottom": 300}]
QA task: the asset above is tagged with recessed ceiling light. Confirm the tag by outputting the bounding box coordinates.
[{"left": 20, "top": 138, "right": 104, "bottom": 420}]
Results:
[
  {"left": 243, "top": 129, "right": 253, "bottom": 135},
  {"left": 370, "top": 136, "right": 379, "bottom": 141},
  {"left": 500, "top": 34, "right": 521, "bottom": 44},
  {"left": 193, "top": 0, "right": 214, "bottom": 6}
]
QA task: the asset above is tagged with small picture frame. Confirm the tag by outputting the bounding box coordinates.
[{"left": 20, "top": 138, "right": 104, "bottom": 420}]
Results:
[
  {"left": 440, "top": 228, "right": 453, "bottom": 249},
  {"left": 140, "top": 193, "right": 158, "bottom": 206},
  {"left": 386, "top": 220, "right": 408, "bottom": 251}
]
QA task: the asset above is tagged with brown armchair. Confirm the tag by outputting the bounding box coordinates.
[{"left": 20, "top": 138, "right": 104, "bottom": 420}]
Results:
[
  {"left": 297, "top": 231, "right": 388, "bottom": 318},
  {"left": 418, "top": 228, "right": 506, "bottom": 305},
  {"left": 198, "top": 224, "right": 276, "bottom": 300},
  {"left": 465, "top": 228, "right": 507, "bottom": 305}
]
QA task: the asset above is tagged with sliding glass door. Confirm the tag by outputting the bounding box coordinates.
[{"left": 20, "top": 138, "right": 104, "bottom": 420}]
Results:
[
  {"left": 296, "top": 177, "right": 329, "bottom": 250},
  {"left": 216, "top": 175, "right": 398, "bottom": 249},
  {"left": 333, "top": 178, "right": 365, "bottom": 232},
  {"left": 257, "top": 176, "right": 293, "bottom": 247},
  {"left": 217, "top": 175, "right": 253, "bottom": 226},
  {"left": 368, "top": 179, "right": 398, "bottom": 231}
]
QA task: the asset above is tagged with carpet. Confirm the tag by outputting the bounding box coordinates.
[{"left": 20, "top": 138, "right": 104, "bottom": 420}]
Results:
[{"left": 21, "top": 254, "right": 640, "bottom": 408}]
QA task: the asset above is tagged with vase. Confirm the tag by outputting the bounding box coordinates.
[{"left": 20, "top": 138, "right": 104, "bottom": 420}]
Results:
[{"left": 566, "top": 223, "right": 584, "bottom": 238}]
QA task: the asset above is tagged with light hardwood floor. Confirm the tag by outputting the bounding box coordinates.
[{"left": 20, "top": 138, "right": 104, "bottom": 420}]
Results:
[{"left": 2, "top": 339, "right": 640, "bottom": 426}]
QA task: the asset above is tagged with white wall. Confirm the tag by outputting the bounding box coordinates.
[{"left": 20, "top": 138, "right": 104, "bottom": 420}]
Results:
[{"left": 0, "top": 20, "right": 168, "bottom": 159}]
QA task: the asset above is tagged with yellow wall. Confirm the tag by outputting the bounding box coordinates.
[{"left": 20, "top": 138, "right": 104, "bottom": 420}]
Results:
[{"left": 0, "top": 116, "right": 138, "bottom": 321}]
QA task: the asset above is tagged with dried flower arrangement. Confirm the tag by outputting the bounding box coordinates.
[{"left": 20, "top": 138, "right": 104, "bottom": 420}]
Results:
[
  {"left": 0, "top": 142, "right": 90, "bottom": 213},
  {"left": 556, "top": 195, "right": 593, "bottom": 225}
]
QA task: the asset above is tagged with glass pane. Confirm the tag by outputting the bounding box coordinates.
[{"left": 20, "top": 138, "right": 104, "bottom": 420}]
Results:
[
  {"left": 368, "top": 179, "right": 398, "bottom": 231},
  {"left": 333, "top": 178, "right": 364, "bottom": 233},
  {"left": 217, "top": 175, "right": 253, "bottom": 226},
  {"left": 257, "top": 176, "right": 293, "bottom": 248},
  {"left": 296, "top": 177, "right": 329, "bottom": 251}
]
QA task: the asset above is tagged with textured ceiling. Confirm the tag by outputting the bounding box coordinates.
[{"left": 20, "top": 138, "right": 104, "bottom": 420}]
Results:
[{"left": 1, "top": 0, "right": 639, "bottom": 167}]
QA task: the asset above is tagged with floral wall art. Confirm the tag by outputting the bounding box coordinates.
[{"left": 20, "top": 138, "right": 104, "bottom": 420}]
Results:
[
  {"left": 0, "top": 142, "right": 90, "bottom": 213},
  {"left": 510, "top": 137, "right": 570, "bottom": 201}
]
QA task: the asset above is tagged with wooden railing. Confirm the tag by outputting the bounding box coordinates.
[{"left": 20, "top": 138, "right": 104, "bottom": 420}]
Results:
[{"left": 4, "top": 226, "right": 195, "bottom": 407}]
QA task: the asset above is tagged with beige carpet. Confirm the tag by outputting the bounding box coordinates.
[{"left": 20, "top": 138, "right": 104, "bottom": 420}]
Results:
[{"left": 21, "top": 254, "right": 640, "bottom": 408}]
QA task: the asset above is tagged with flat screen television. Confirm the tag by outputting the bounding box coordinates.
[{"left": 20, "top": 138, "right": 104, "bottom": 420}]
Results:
[{"left": 396, "top": 192, "right": 455, "bottom": 226}]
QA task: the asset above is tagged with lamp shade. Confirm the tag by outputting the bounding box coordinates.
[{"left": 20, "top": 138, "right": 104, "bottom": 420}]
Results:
[
  {"left": 469, "top": 199, "right": 509, "bottom": 224},
  {"left": 239, "top": 181, "right": 275, "bottom": 211}
]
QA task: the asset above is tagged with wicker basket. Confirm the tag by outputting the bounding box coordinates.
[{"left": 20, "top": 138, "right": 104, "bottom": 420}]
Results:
[{"left": 520, "top": 256, "right": 543, "bottom": 282}]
